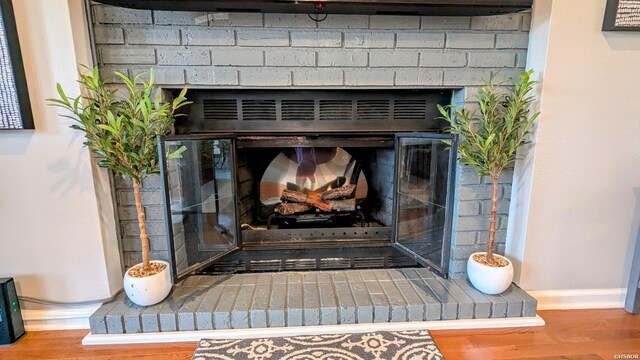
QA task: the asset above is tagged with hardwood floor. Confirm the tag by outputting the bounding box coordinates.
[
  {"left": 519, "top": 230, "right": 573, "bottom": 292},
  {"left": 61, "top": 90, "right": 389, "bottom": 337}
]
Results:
[{"left": 0, "top": 309, "right": 637, "bottom": 359}]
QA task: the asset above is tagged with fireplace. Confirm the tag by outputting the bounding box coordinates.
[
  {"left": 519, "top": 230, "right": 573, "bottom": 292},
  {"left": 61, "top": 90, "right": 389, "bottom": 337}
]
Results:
[{"left": 159, "top": 89, "right": 458, "bottom": 283}]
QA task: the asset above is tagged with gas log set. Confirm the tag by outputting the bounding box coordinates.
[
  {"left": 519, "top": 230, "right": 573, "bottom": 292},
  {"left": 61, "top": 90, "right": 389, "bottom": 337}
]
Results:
[{"left": 275, "top": 183, "right": 357, "bottom": 215}]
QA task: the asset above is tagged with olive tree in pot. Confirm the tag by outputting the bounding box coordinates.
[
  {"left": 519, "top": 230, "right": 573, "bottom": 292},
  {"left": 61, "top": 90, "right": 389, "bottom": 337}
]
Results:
[
  {"left": 438, "top": 70, "right": 539, "bottom": 295},
  {"left": 49, "top": 68, "right": 190, "bottom": 306}
]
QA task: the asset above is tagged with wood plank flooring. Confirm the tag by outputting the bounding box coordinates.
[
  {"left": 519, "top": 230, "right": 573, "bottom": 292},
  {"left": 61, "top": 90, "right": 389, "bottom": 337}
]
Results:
[{"left": 0, "top": 309, "right": 638, "bottom": 359}]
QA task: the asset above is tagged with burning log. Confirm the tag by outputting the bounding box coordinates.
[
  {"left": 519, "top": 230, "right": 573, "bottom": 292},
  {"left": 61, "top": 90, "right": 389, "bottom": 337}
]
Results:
[
  {"left": 321, "top": 184, "right": 356, "bottom": 200},
  {"left": 275, "top": 202, "right": 313, "bottom": 215},
  {"left": 281, "top": 189, "right": 332, "bottom": 212},
  {"left": 327, "top": 198, "right": 356, "bottom": 212}
]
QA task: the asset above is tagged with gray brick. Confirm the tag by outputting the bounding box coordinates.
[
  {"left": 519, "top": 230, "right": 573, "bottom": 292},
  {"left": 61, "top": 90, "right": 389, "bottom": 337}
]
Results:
[
  {"left": 334, "top": 282, "right": 356, "bottom": 324},
  {"left": 154, "top": 11, "right": 208, "bottom": 25},
  {"left": 101, "top": 47, "right": 155, "bottom": 65},
  {"left": 318, "top": 282, "right": 338, "bottom": 325},
  {"left": 496, "top": 33, "right": 529, "bottom": 49},
  {"left": 208, "top": 13, "right": 263, "bottom": 27},
  {"left": 293, "top": 69, "right": 343, "bottom": 86},
  {"left": 266, "top": 50, "right": 315, "bottom": 67},
  {"left": 345, "top": 32, "right": 395, "bottom": 48},
  {"left": 237, "top": 30, "right": 289, "bottom": 46},
  {"left": 303, "top": 282, "right": 321, "bottom": 326},
  {"left": 213, "top": 285, "right": 239, "bottom": 329},
  {"left": 485, "top": 292, "right": 508, "bottom": 318},
  {"left": 453, "top": 279, "right": 492, "bottom": 319},
  {"left": 265, "top": 13, "right": 316, "bottom": 28},
  {"left": 139, "top": 300, "right": 164, "bottom": 333},
  {"left": 212, "top": 49, "right": 263, "bottom": 66},
  {"left": 443, "top": 69, "right": 493, "bottom": 86},
  {"left": 158, "top": 47, "right": 210, "bottom": 66},
  {"left": 93, "top": 5, "right": 152, "bottom": 24},
  {"left": 142, "top": 175, "right": 163, "bottom": 189},
  {"left": 458, "top": 201, "right": 481, "bottom": 216},
  {"left": 194, "top": 286, "right": 222, "bottom": 330},
  {"left": 250, "top": 285, "right": 270, "bottom": 328},
  {"left": 500, "top": 286, "right": 524, "bottom": 317},
  {"left": 471, "top": 14, "right": 522, "bottom": 31},
  {"left": 516, "top": 50, "right": 527, "bottom": 68},
  {"left": 291, "top": 31, "right": 342, "bottom": 47},
  {"left": 419, "top": 50, "right": 467, "bottom": 67},
  {"left": 158, "top": 287, "right": 192, "bottom": 331},
  {"left": 239, "top": 68, "right": 291, "bottom": 86},
  {"left": 376, "top": 273, "right": 407, "bottom": 322},
  {"left": 522, "top": 13, "right": 532, "bottom": 31},
  {"left": 318, "top": 50, "right": 368, "bottom": 67},
  {"left": 268, "top": 283, "right": 286, "bottom": 327},
  {"left": 94, "top": 27, "right": 124, "bottom": 44},
  {"left": 130, "top": 67, "right": 185, "bottom": 85},
  {"left": 404, "top": 274, "right": 442, "bottom": 320},
  {"left": 369, "top": 50, "right": 419, "bottom": 67},
  {"left": 345, "top": 69, "right": 394, "bottom": 86},
  {"left": 123, "top": 221, "right": 166, "bottom": 237},
  {"left": 177, "top": 292, "right": 205, "bottom": 331},
  {"left": 395, "top": 69, "right": 442, "bottom": 86},
  {"left": 364, "top": 280, "right": 390, "bottom": 323},
  {"left": 510, "top": 284, "right": 537, "bottom": 317},
  {"left": 459, "top": 170, "right": 482, "bottom": 185},
  {"left": 318, "top": 15, "right": 369, "bottom": 29},
  {"left": 394, "top": 280, "right": 426, "bottom": 321},
  {"left": 287, "top": 275, "right": 304, "bottom": 326},
  {"left": 481, "top": 199, "right": 510, "bottom": 215},
  {"left": 396, "top": 33, "right": 445, "bottom": 48},
  {"left": 118, "top": 206, "right": 138, "bottom": 221},
  {"left": 446, "top": 33, "right": 495, "bottom": 49},
  {"left": 370, "top": 15, "right": 420, "bottom": 29},
  {"left": 125, "top": 28, "right": 180, "bottom": 45},
  {"left": 421, "top": 16, "right": 470, "bottom": 30},
  {"left": 182, "top": 28, "right": 234, "bottom": 46},
  {"left": 422, "top": 278, "right": 457, "bottom": 320},
  {"left": 187, "top": 68, "right": 238, "bottom": 85},
  {"left": 453, "top": 231, "right": 477, "bottom": 246},
  {"left": 477, "top": 230, "right": 507, "bottom": 246},
  {"left": 348, "top": 281, "right": 373, "bottom": 323},
  {"left": 231, "top": 284, "right": 255, "bottom": 328},
  {"left": 468, "top": 51, "right": 516, "bottom": 68},
  {"left": 144, "top": 206, "right": 165, "bottom": 220},
  {"left": 89, "top": 300, "right": 119, "bottom": 334},
  {"left": 149, "top": 236, "right": 168, "bottom": 251},
  {"left": 457, "top": 216, "right": 491, "bottom": 231}
]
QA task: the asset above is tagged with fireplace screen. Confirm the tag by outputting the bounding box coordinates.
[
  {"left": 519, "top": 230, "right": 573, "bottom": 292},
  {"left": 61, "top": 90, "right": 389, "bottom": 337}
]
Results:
[{"left": 160, "top": 133, "right": 456, "bottom": 282}]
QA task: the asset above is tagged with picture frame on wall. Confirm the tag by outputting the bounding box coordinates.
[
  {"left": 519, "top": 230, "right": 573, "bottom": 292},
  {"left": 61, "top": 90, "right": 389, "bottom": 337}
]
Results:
[
  {"left": 0, "top": 0, "right": 33, "bottom": 130},
  {"left": 603, "top": 0, "right": 640, "bottom": 31}
]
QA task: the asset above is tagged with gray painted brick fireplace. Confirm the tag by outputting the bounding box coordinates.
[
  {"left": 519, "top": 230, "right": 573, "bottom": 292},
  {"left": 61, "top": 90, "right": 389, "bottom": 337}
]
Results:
[{"left": 90, "top": 4, "right": 529, "bottom": 277}]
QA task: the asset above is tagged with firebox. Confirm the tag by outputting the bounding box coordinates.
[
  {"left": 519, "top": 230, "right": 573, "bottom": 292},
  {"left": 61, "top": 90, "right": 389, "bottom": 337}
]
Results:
[{"left": 159, "top": 89, "right": 458, "bottom": 283}]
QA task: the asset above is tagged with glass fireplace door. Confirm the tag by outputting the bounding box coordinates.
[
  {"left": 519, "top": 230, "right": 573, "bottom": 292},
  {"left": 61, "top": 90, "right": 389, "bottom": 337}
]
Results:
[
  {"left": 393, "top": 134, "right": 456, "bottom": 277},
  {"left": 159, "top": 135, "right": 239, "bottom": 282}
]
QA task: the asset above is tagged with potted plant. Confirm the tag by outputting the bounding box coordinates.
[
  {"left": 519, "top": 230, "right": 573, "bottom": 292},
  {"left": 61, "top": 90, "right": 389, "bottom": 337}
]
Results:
[
  {"left": 438, "top": 70, "right": 539, "bottom": 294},
  {"left": 49, "top": 67, "right": 190, "bottom": 306}
]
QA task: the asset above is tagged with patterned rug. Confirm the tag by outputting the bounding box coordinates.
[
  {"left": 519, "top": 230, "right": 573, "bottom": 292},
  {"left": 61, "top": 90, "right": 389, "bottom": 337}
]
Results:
[{"left": 192, "top": 330, "right": 444, "bottom": 360}]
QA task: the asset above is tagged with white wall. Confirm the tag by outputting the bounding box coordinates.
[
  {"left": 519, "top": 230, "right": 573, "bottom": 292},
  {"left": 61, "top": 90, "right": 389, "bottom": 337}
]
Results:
[
  {"left": 509, "top": 0, "right": 640, "bottom": 291},
  {"left": 0, "top": 0, "right": 121, "bottom": 304}
]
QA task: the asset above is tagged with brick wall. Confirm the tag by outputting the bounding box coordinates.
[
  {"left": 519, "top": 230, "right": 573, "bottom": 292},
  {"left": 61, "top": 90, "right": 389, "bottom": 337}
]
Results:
[{"left": 90, "top": 4, "right": 529, "bottom": 277}]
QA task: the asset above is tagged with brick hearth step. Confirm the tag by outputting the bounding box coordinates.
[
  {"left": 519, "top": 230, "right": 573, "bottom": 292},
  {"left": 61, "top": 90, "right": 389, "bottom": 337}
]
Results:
[{"left": 89, "top": 268, "right": 537, "bottom": 334}]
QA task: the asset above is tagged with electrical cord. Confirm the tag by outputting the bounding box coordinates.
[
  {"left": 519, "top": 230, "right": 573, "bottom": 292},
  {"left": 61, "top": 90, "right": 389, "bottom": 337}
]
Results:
[{"left": 18, "top": 289, "right": 124, "bottom": 307}]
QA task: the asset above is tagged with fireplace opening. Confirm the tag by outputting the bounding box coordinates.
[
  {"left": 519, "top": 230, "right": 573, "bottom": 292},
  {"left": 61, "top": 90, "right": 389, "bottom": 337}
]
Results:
[{"left": 159, "top": 89, "right": 457, "bottom": 282}]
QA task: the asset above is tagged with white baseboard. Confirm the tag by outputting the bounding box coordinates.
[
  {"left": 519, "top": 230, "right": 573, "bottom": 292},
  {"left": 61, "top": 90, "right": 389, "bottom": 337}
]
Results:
[
  {"left": 82, "top": 316, "right": 545, "bottom": 345},
  {"left": 21, "top": 304, "right": 99, "bottom": 331},
  {"left": 528, "top": 288, "right": 627, "bottom": 310}
]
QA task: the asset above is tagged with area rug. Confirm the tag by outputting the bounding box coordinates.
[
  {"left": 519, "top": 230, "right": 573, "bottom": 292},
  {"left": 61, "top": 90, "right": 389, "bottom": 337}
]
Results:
[{"left": 192, "top": 330, "right": 444, "bottom": 360}]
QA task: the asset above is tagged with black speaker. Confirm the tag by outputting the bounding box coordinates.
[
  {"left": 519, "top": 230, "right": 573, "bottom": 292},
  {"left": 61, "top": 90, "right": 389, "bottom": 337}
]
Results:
[{"left": 0, "top": 278, "right": 25, "bottom": 345}]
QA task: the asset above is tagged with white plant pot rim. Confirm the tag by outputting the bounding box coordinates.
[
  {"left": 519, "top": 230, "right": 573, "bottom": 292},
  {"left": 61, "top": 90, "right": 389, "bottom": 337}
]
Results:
[
  {"left": 125, "top": 260, "right": 170, "bottom": 279},
  {"left": 469, "top": 252, "right": 511, "bottom": 266}
]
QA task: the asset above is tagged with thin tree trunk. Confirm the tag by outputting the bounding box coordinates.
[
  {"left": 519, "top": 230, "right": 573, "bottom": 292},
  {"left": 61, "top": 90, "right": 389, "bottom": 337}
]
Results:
[
  {"left": 486, "top": 173, "right": 499, "bottom": 265},
  {"left": 133, "top": 179, "right": 151, "bottom": 271}
]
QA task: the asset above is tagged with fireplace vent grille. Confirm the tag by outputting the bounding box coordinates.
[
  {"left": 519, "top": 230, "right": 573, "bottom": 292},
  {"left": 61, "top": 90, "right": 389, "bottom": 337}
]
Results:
[
  {"left": 187, "top": 89, "right": 451, "bottom": 133},
  {"left": 202, "top": 98, "right": 435, "bottom": 122}
]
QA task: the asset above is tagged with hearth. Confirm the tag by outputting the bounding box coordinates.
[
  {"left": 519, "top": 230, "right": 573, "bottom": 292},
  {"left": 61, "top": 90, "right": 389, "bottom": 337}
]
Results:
[{"left": 159, "top": 89, "right": 457, "bottom": 283}]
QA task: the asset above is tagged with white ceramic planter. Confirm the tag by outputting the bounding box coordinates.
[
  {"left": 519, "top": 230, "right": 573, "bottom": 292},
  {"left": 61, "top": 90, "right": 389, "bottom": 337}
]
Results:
[
  {"left": 123, "top": 260, "right": 172, "bottom": 306},
  {"left": 467, "top": 252, "right": 514, "bottom": 295}
]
